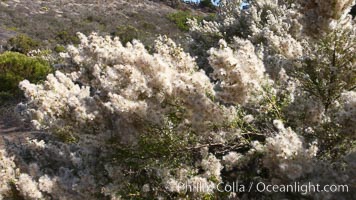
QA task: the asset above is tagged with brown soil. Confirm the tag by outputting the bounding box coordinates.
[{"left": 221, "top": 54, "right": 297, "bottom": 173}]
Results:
[{"left": 0, "top": 104, "right": 37, "bottom": 149}]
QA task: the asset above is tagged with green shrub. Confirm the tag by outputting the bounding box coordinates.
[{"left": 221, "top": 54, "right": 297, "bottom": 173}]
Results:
[
  {"left": 5, "top": 34, "right": 40, "bottom": 54},
  {"left": 167, "top": 11, "right": 204, "bottom": 31},
  {"left": 293, "top": 29, "right": 356, "bottom": 111},
  {"left": 167, "top": 11, "right": 192, "bottom": 31},
  {"left": 203, "top": 13, "right": 216, "bottom": 21},
  {"left": 54, "top": 45, "right": 66, "bottom": 53},
  {"left": 0, "top": 52, "right": 52, "bottom": 98},
  {"left": 140, "top": 22, "right": 157, "bottom": 31},
  {"left": 112, "top": 25, "right": 140, "bottom": 44},
  {"left": 200, "top": 0, "right": 215, "bottom": 9},
  {"left": 55, "top": 31, "right": 80, "bottom": 45}
]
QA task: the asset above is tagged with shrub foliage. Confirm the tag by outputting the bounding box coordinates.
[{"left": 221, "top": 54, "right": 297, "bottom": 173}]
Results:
[
  {"left": 5, "top": 34, "right": 40, "bottom": 54},
  {"left": 0, "top": 51, "right": 52, "bottom": 97}
]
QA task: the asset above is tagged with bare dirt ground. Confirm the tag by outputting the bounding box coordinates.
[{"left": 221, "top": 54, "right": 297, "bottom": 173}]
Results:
[
  {"left": 0, "top": 118, "right": 30, "bottom": 148},
  {"left": 0, "top": 104, "right": 36, "bottom": 149}
]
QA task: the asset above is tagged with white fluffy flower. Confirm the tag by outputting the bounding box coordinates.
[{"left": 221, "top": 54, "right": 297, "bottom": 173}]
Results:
[
  {"left": 0, "top": 150, "right": 18, "bottom": 198},
  {"left": 20, "top": 33, "right": 234, "bottom": 144},
  {"left": 243, "top": 114, "right": 254, "bottom": 123},
  {"left": 222, "top": 151, "right": 244, "bottom": 170},
  {"left": 38, "top": 175, "right": 54, "bottom": 193},
  {"left": 208, "top": 38, "right": 267, "bottom": 105},
  {"left": 337, "top": 91, "right": 356, "bottom": 136},
  {"left": 264, "top": 121, "right": 318, "bottom": 181},
  {"left": 16, "top": 174, "right": 43, "bottom": 199},
  {"left": 201, "top": 154, "right": 223, "bottom": 180},
  {"left": 165, "top": 178, "right": 181, "bottom": 193}
]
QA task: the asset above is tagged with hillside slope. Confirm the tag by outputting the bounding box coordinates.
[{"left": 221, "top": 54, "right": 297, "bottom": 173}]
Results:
[{"left": 0, "top": 0, "right": 199, "bottom": 49}]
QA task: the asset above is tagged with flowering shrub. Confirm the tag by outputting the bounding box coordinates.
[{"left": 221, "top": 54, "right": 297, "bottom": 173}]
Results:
[
  {"left": 190, "top": 0, "right": 356, "bottom": 156},
  {"left": 0, "top": 150, "right": 18, "bottom": 199},
  {"left": 208, "top": 38, "right": 266, "bottom": 105},
  {"left": 263, "top": 120, "right": 318, "bottom": 181},
  {"left": 167, "top": 11, "right": 200, "bottom": 31},
  {"left": 1, "top": 0, "right": 354, "bottom": 199}
]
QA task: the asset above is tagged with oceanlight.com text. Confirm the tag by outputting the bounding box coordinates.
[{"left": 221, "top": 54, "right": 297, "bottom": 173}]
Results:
[{"left": 176, "top": 181, "right": 349, "bottom": 194}]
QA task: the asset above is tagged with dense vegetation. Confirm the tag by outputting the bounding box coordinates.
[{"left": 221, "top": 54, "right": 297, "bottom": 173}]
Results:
[
  {"left": 0, "top": 52, "right": 51, "bottom": 102},
  {"left": 4, "top": 34, "right": 40, "bottom": 54},
  {"left": 167, "top": 11, "right": 205, "bottom": 31}
]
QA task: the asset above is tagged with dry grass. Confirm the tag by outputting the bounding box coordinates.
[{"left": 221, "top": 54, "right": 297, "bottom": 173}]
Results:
[{"left": 0, "top": 0, "right": 194, "bottom": 50}]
